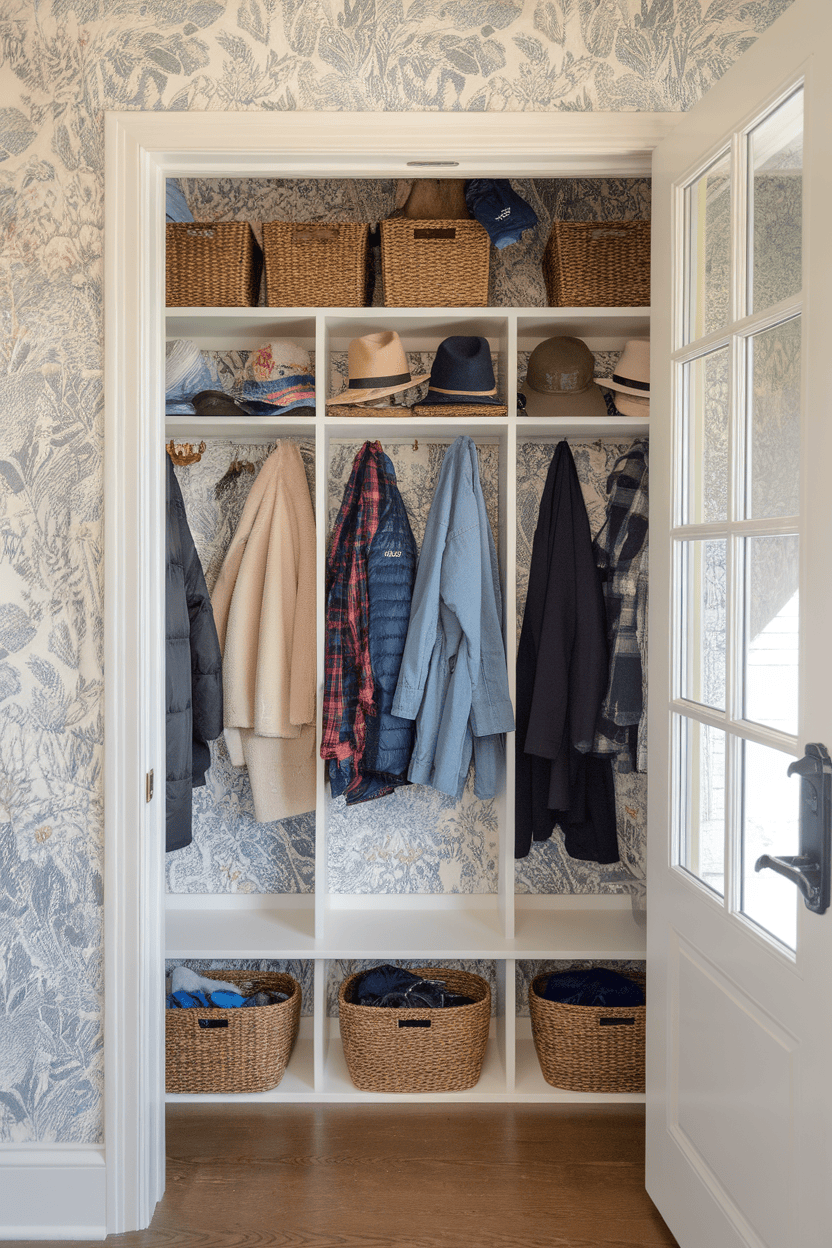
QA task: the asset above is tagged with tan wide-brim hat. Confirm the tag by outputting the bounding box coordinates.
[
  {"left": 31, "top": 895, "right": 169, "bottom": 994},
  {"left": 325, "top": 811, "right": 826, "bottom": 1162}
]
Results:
[
  {"left": 326, "top": 330, "right": 430, "bottom": 405},
  {"left": 518, "top": 335, "right": 607, "bottom": 420},
  {"left": 597, "top": 338, "right": 650, "bottom": 399},
  {"left": 608, "top": 392, "right": 650, "bottom": 419}
]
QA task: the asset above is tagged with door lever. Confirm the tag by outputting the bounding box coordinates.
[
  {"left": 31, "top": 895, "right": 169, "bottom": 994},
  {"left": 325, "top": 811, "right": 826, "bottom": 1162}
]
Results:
[
  {"left": 754, "top": 854, "right": 821, "bottom": 904},
  {"left": 754, "top": 743, "right": 831, "bottom": 916}
]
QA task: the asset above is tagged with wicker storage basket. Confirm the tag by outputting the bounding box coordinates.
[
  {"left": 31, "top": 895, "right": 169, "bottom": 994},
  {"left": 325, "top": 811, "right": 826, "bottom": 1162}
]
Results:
[
  {"left": 529, "top": 971, "right": 645, "bottom": 1093},
  {"left": 165, "top": 970, "right": 301, "bottom": 1094},
  {"left": 338, "top": 966, "right": 491, "bottom": 1092},
  {"left": 380, "top": 219, "right": 490, "bottom": 307},
  {"left": 542, "top": 220, "right": 651, "bottom": 308},
  {"left": 166, "top": 222, "right": 262, "bottom": 308},
  {"left": 262, "top": 222, "right": 370, "bottom": 307}
]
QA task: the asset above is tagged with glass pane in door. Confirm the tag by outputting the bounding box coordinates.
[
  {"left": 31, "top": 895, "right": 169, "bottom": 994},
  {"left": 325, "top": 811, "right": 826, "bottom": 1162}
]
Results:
[
  {"left": 741, "top": 739, "right": 799, "bottom": 948},
  {"left": 676, "top": 715, "right": 726, "bottom": 896},
  {"left": 685, "top": 150, "right": 731, "bottom": 344},
  {"left": 683, "top": 347, "right": 729, "bottom": 524},
  {"left": 678, "top": 538, "right": 726, "bottom": 710},
  {"left": 743, "top": 535, "right": 799, "bottom": 734},
  {"left": 748, "top": 88, "right": 803, "bottom": 314},
  {"left": 746, "top": 316, "right": 801, "bottom": 520}
]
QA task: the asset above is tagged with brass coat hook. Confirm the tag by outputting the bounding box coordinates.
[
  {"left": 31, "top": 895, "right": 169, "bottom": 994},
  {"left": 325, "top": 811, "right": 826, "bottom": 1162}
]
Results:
[{"left": 167, "top": 439, "right": 206, "bottom": 466}]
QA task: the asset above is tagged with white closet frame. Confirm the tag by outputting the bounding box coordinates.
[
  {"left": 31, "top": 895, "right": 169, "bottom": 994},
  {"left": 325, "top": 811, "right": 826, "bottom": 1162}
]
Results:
[{"left": 103, "top": 110, "right": 679, "bottom": 1235}]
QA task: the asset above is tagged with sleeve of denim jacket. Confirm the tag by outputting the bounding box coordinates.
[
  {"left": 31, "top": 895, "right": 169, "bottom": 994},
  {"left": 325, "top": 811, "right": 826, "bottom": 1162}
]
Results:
[
  {"left": 442, "top": 443, "right": 515, "bottom": 739},
  {"left": 390, "top": 451, "right": 454, "bottom": 721}
]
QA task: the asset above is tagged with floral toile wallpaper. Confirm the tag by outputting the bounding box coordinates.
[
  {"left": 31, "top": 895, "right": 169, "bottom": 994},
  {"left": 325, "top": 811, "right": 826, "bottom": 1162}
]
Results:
[{"left": 0, "top": 1, "right": 794, "bottom": 1144}]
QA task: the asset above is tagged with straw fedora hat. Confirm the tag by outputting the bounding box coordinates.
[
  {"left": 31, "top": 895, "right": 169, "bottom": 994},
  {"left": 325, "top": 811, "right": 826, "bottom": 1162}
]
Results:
[
  {"left": 326, "top": 331, "right": 430, "bottom": 405},
  {"left": 597, "top": 339, "right": 650, "bottom": 418}
]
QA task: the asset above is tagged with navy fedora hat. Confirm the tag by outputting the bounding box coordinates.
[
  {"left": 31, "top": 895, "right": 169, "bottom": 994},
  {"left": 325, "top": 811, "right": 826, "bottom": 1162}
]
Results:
[{"left": 421, "top": 335, "right": 500, "bottom": 406}]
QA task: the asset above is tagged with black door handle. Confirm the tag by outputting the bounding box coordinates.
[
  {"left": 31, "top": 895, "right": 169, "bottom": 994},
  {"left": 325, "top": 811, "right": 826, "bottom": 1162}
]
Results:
[{"left": 754, "top": 743, "right": 831, "bottom": 916}]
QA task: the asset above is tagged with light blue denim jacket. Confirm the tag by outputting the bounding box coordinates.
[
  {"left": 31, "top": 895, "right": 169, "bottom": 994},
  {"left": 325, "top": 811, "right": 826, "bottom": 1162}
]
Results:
[{"left": 392, "top": 437, "right": 515, "bottom": 799}]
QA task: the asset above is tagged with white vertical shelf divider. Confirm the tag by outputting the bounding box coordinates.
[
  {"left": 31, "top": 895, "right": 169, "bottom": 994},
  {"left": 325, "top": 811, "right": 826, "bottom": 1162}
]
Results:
[{"left": 314, "top": 312, "right": 329, "bottom": 945}]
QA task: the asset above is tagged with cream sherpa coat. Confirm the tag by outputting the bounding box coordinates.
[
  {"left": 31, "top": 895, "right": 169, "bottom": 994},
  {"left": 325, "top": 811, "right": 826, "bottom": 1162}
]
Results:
[{"left": 211, "top": 441, "right": 316, "bottom": 822}]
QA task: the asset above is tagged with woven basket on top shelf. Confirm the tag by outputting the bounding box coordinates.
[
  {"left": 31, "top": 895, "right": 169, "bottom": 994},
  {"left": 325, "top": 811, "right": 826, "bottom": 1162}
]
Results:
[
  {"left": 165, "top": 970, "right": 301, "bottom": 1094},
  {"left": 262, "top": 221, "right": 371, "bottom": 307},
  {"left": 542, "top": 220, "right": 651, "bottom": 308},
  {"left": 380, "top": 218, "right": 490, "bottom": 307},
  {"left": 529, "top": 970, "right": 646, "bottom": 1094},
  {"left": 338, "top": 966, "right": 491, "bottom": 1093},
  {"left": 165, "top": 221, "right": 262, "bottom": 308}
]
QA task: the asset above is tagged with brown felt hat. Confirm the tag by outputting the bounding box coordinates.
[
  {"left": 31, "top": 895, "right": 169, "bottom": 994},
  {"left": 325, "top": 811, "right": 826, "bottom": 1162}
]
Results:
[
  {"left": 326, "top": 331, "right": 430, "bottom": 405},
  {"left": 518, "top": 336, "right": 606, "bottom": 420}
]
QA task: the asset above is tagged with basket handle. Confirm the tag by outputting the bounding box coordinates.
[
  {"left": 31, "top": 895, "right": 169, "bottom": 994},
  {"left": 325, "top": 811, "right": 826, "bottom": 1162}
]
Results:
[
  {"left": 599, "top": 1017, "right": 636, "bottom": 1026},
  {"left": 413, "top": 227, "right": 456, "bottom": 241},
  {"left": 186, "top": 227, "right": 215, "bottom": 239},
  {"left": 198, "top": 1018, "right": 229, "bottom": 1029},
  {"left": 292, "top": 224, "right": 340, "bottom": 244},
  {"left": 398, "top": 1019, "right": 431, "bottom": 1028}
]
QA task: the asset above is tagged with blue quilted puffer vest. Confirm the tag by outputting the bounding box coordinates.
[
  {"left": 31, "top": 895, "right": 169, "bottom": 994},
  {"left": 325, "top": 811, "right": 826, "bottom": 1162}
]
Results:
[{"left": 330, "top": 453, "right": 417, "bottom": 803}]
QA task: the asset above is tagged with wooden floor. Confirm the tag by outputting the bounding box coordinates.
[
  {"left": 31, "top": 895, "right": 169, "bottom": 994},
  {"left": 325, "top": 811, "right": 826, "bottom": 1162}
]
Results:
[{"left": 27, "top": 1104, "right": 679, "bottom": 1247}]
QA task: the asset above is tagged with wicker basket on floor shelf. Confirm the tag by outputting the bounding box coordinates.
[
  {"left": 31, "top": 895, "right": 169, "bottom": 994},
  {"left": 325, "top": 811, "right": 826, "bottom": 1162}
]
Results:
[
  {"left": 338, "top": 966, "right": 491, "bottom": 1093},
  {"left": 165, "top": 970, "right": 301, "bottom": 1094},
  {"left": 542, "top": 220, "right": 651, "bottom": 308},
  {"left": 529, "top": 971, "right": 646, "bottom": 1093},
  {"left": 165, "top": 222, "right": 262, "bottom": 308},
  {"left": 380, "top": 218, "right": 490, "bottom": 307},
  {"left": 262, "top": 221, "right": 371, "bottom": 307}
]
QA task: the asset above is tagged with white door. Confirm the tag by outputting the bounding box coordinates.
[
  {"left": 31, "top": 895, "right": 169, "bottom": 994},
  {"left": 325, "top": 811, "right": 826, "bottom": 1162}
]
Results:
[{"left": 648, "top": 2, "right": 832, "bottom": 1246}]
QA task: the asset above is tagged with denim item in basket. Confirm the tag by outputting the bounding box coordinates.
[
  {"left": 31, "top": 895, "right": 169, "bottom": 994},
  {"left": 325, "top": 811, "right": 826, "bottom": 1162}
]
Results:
[
  {"left": 354, "top": 965, "right": 474, "bottom": 1009},
  {"left": 538, "top": 968, "right": 644, "bottom": 1008},
  {"left": 464, "top": 179, "right": 538, "bottom": 249},
  {"left": 392, "top": 436, "right": 514, "bottom": 800}
]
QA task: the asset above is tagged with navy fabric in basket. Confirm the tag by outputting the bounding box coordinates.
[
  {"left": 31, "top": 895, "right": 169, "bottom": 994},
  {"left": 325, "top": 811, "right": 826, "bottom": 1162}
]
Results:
[
  {"left": 538, "top": 968, "right": 644, "bottom": 1008},
  {"left": 354, "top": 964, "right": 475, "bottom": 1009}
]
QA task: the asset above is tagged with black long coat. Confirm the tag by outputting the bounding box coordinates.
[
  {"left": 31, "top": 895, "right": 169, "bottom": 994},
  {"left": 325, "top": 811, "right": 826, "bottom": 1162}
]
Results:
[
  {"left": 166, "top": 456, "right": 223, "bottom": 852},
  {"left": 515, "top": 441, "right": 617, "bottom": 862}
]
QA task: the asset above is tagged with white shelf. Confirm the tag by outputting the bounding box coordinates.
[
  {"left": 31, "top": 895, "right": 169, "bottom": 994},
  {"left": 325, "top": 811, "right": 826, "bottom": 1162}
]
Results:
[
  {"left": 516, "top": 416, "right": 649, "bottom": 440},
  {"left": 513, "top": 1038, "right": 645, "bottom": 1103},
  {"left": 165, "top": 414, "right": 316, "bottom": 439},
  {"left": 164, "top": 896, "right": 646, "bottom": 959},
  {"left": 165, "top": 308, "right": 317, "bottom": 347},
  {"left": 166, "top": 897, "right": 316, "bottom": 959}
]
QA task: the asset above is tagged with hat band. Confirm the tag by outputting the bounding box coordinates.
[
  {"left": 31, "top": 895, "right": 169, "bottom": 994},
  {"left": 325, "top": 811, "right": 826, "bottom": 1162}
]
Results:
[
  {"left": 349, "top": 372, "right": 411, "bottom": 390},
  {"left": 428, "top": 384, "right": 498, "bottom": 397},
  {"left": 612, "top": 373, "right": 649, "bottom": 392}
]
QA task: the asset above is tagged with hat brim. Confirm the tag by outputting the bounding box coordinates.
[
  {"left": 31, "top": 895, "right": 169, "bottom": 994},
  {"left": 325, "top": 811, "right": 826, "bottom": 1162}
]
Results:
[
  {"left": 237, "top": 398, "right": 316, "bottom": 416},
  {"left": 608, "top": 393, "right": 650, "bottom": 419},
  {"left": 519, "top": 380, "right": 608, "bottom": 420},
  {"left": 421, "top": 389, "right": 501, "bottom": 406},
  {"left": 325, "top": 373, "right": 430, "bottom": 405},
  {"left": 191, "top": 390, "right": 250, "bottom": 417},
  {"left": 597, "top": 377, "right": 651, "bottom": 398}
]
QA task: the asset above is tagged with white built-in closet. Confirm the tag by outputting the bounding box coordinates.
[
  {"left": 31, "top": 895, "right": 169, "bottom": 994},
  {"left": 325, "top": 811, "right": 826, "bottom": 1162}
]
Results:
[{"left": 163, "top": 176, "right": 649, "bottom": 1103}]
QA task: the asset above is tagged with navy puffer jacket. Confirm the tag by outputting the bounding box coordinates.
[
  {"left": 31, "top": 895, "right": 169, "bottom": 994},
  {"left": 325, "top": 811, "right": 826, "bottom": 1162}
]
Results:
[
  {"left": 166, "top": 456, "right": 224, "bottom": 852},
  {"left": 330, "top": 452, "right": 417, "bottom": 803}
]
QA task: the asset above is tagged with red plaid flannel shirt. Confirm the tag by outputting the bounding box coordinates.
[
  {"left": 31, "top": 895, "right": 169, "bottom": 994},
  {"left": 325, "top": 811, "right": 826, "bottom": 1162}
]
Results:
[{"left": 320, "top": 442, "right": 385, "bottom": 787}]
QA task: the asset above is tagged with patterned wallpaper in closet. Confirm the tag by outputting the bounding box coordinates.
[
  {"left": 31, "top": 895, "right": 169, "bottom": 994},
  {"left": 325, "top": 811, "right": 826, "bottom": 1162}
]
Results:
[{"left": 0, "top": 0, "right": 793, "bottom": 1143}]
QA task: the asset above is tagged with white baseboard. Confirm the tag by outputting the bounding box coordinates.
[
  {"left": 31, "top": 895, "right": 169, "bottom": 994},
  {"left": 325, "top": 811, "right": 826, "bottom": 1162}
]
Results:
[{"left": 0, "top": 1147, "right": 106, "bottom": 1241}]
